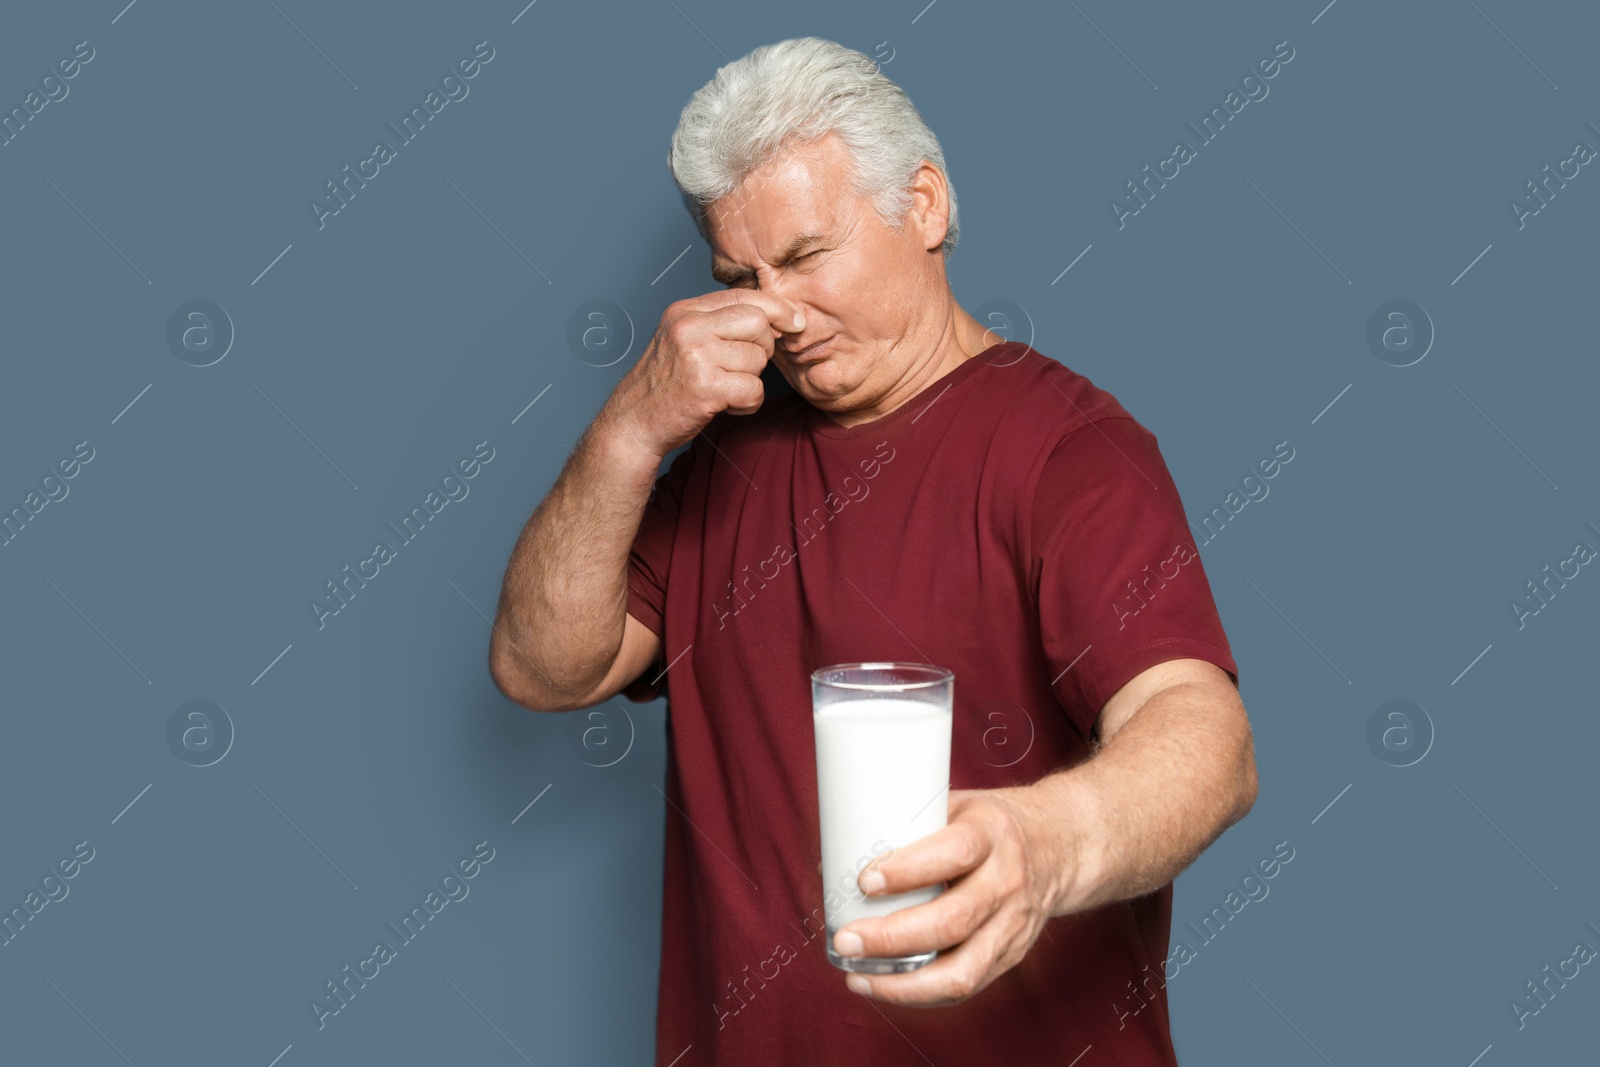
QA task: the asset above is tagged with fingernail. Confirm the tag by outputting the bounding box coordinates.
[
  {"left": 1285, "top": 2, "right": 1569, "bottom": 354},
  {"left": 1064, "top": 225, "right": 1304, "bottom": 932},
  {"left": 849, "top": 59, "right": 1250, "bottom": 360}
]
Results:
[
  {"left": 859, "top": 869, "right": 886, "bottom": 895},
  {"left": 846, "top": 975, "right": 872, "bottom": 995},
  {"left": 834, "top": 930, "right": 864, "bottom": 957}
]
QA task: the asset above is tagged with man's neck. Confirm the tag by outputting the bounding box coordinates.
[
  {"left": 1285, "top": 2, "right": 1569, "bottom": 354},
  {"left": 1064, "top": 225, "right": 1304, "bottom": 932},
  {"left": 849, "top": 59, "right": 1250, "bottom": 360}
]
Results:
[{"left": 822, "top": 308, "right": 989, "bottom": 429}]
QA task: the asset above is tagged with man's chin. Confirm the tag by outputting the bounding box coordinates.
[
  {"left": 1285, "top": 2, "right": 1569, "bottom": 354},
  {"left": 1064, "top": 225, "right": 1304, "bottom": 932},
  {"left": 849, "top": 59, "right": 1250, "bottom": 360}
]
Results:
[{"left": 789, "top": 362, "right": 851, "bottom": 404}]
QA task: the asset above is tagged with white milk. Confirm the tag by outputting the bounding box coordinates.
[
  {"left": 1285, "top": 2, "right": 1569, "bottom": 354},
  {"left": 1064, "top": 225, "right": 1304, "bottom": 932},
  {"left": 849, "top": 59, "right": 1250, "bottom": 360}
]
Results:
[{"left": 813, "top": 696, "right": 952, "bottom": 931}]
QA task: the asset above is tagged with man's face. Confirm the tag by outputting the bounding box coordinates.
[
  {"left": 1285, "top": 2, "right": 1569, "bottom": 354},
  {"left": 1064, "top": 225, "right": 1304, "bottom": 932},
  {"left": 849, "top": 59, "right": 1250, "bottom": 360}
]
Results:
[{"left": 705, "top": 132, "right": 944, "bottom": 413}]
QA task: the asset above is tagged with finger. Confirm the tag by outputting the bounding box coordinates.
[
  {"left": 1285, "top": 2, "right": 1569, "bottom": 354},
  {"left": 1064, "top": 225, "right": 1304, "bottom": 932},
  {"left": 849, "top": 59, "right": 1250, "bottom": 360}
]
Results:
[
  {"left": 691, "top": 288, "right": 806, "bottom": 335},
  {"left": 719, "top": 366, "right": 766, "bottom": 416},
  {"left": 835, "top": 872, "right": 1001, "bottom": 962},
  {"left": 695, "top": 302, "right": 786, "bottom": 356},
  {"left": 857, "top": 820, "right": 992, "bottom": 897},
  {"left": 846, "top": 914, "right": 1011, "bottom": 1007},
  {"left": 696, "top": 337, "right": 772, "bottom": 378}
]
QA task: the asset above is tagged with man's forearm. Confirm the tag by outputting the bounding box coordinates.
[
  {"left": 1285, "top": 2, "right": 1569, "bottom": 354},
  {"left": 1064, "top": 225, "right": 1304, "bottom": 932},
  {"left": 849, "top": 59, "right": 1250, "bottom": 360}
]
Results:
[
  {"left": 490, "top": 406, "right": 663, "bottom": 705},
  {"left": 1016, "top": 681, "right": 1258, "bottom": 918}
]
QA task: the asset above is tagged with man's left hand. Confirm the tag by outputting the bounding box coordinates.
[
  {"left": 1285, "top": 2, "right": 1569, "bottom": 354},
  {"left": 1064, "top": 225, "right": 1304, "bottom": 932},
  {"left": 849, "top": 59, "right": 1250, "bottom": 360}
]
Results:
[{"left": 830, "top": 785, "right": 1087, "bottom": 1006}]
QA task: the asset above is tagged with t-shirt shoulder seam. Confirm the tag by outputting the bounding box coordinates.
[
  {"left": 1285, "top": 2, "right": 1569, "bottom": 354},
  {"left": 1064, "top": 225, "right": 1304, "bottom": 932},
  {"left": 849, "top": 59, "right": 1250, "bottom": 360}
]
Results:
[
  {"left": 1053, "top": 411, "right": 1143, "bottom": 447},
  {"left": 1022, "top": 353, "right": 1134, "bottom": 423}
]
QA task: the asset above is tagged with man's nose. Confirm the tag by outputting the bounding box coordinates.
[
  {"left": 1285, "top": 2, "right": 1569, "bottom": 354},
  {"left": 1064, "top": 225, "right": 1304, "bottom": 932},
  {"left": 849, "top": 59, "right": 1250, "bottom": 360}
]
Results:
[{"left": 757, "top": 274, "right": 806, "bottom": 335}]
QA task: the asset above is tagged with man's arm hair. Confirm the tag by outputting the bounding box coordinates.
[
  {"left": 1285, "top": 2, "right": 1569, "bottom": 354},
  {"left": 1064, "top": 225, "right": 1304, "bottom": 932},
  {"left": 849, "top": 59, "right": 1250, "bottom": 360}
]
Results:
[
  {"left": 1032, "top": 658, "right": 1258, "bottom": 916},
  {"left": 488, "top": 409, "right": 665, "bottom": 712}
]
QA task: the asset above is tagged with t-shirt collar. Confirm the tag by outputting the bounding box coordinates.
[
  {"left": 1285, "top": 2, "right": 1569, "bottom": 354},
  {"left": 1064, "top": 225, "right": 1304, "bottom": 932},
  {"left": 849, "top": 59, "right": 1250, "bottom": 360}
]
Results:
[{"left": 805, "top": 340, "right": 1021, "bottom": 440}]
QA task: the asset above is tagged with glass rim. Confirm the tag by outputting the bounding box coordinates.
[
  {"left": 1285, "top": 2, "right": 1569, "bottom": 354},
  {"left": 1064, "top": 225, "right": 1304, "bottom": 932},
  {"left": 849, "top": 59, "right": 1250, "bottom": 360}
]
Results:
[{"left": 810, "top": 661, "right": 954, "bottom": 691}]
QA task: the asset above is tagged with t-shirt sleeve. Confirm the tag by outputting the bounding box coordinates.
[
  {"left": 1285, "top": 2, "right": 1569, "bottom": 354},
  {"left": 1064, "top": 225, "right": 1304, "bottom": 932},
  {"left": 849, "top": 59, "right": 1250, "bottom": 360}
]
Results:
[
  {"left": 1031, "top": 416, "right": 1239, "bottom": 742},
  {"left": 620, "top": 439, "right": 698, "bottom": 703}
]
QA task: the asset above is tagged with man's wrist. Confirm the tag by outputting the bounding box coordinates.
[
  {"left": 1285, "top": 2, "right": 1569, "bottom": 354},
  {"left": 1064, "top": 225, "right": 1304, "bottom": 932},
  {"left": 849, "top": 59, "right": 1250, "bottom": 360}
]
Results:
[
  {"left": 1021, "top": 772, "right": 1109, "bottom": 918},
  {"left": 591, "top": 406, "right": 667, "bottom": 482}
]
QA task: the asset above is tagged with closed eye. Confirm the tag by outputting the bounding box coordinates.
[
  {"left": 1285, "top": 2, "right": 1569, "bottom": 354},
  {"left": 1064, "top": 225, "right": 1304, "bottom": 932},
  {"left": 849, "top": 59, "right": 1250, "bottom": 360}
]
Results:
[{"left": 722, "top": 249, "right": 828, "bottom": 288}]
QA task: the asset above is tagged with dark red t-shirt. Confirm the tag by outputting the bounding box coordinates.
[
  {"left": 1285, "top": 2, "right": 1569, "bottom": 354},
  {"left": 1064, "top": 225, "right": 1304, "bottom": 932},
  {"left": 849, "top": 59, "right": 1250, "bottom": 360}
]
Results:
[{"left": 623, "top": 342, "right": 1238, "bottom": 1066}]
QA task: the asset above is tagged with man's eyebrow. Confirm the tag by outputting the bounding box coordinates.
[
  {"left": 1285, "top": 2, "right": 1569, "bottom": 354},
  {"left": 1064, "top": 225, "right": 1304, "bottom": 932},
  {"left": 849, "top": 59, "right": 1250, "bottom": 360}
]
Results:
[{"left": 711, "top": 231, "right": 828, "bottom": 285}]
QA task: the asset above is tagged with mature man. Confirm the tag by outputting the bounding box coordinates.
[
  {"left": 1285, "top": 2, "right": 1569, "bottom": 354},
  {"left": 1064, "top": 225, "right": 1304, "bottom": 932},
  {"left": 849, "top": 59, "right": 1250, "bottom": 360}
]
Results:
[{"left": 490, "top": 36, "right": 1257, "bottom": 1066}]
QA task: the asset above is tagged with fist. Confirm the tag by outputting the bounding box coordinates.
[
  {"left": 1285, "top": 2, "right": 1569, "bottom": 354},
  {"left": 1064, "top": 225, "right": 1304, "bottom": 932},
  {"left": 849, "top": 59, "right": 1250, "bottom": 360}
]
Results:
[{"left": 609, "top": 289, "right": 806, "bottom": 458}]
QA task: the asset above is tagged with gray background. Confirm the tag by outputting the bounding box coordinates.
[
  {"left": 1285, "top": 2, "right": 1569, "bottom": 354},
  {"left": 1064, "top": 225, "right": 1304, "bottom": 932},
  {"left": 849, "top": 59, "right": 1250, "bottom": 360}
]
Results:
[{"left": 1, "top": 0, "right": 1595, "bottom": 1064}]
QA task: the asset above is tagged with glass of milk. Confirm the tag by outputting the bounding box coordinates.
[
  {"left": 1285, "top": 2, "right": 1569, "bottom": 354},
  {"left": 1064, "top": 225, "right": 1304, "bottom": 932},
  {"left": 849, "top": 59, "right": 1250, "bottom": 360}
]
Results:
[{"left": 811, "top": 662, "right": 953, "bottom": 974}]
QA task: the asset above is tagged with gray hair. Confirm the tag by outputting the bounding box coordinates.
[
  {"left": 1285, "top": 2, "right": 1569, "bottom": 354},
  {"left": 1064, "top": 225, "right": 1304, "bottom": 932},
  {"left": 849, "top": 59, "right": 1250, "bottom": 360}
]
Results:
[{"left": 667, "top": 36, "right": 959, "bottom": 258}]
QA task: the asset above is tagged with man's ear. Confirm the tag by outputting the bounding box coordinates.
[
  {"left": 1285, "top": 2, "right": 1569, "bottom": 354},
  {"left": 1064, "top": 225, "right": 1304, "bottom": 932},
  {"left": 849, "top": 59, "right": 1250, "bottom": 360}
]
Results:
[{"left": 907, "top": 160, "right": 951, "bottom": 252}]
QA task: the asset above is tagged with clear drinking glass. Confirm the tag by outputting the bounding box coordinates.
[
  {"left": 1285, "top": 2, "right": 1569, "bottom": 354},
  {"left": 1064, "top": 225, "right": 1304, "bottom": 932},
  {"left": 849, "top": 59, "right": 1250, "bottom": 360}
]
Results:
[{"left": 811, "top": 662, "right": 954, "bottom": 974}]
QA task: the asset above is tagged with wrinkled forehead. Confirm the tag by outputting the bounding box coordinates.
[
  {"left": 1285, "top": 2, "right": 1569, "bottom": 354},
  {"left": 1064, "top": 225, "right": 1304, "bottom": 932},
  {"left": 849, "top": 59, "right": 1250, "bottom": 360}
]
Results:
[{"left": 705, "top": 135, "right": 857, "bottom": 239}]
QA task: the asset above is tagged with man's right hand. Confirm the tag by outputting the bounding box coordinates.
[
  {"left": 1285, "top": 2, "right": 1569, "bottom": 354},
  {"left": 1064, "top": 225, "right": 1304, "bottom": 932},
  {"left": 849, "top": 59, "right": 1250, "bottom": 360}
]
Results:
[{"left": 607, "top": 289, "right": 807, "bottom": 458}]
